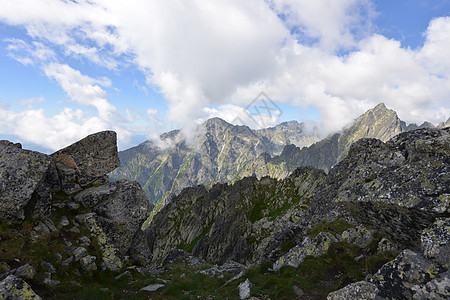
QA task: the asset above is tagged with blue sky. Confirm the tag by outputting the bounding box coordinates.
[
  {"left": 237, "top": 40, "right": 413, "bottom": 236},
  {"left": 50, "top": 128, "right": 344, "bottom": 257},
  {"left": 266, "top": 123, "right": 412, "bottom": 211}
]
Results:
[{"left": 0, "top": 0, "right": 449, "bottom": 153}]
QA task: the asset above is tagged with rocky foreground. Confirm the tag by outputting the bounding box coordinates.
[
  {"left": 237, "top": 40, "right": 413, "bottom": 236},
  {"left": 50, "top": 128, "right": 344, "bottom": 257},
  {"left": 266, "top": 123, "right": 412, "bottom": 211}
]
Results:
[{"left": 0, "top": 127, "right": 449, "bottom": 299}]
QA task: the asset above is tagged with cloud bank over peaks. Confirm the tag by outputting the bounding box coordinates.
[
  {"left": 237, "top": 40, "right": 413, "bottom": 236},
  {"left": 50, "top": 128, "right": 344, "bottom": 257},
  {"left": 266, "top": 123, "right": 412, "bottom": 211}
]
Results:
[{"left": 0, "top": 1, "right": 449, "bottom": 150}]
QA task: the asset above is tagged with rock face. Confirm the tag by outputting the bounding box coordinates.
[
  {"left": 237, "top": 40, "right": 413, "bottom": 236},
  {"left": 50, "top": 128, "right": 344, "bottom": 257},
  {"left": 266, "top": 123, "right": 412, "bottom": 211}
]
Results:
[
  {"left": 131, "top": 166, "right": 326, "bottom": 267},
  {"left": 269, "top": 103, "right": 425, "bottom": 174},
  {"left": 77, "top": 180, "right": 151, "bottom": 255},
  {"left": 333, "top": 128, "right": 450, "bottom": 249},
  {"left": 0, "top": 141, "right": 58, "bottom": 223}
]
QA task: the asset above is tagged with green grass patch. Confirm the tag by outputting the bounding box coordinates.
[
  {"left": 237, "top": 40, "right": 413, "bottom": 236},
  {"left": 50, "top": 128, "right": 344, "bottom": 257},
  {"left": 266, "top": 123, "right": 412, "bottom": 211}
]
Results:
[{"left": 308, "top": 218, "right": 355, "bottom": 238}]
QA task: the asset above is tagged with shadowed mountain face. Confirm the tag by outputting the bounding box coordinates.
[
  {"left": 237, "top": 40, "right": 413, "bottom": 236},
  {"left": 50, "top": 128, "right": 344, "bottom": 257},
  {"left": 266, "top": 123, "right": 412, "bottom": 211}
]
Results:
[
  {"left": 110, "top": 103, "right": 445, "bottom": 204},
  {"left": 110, "top": 118, "right": 320, "bottom": 204}
]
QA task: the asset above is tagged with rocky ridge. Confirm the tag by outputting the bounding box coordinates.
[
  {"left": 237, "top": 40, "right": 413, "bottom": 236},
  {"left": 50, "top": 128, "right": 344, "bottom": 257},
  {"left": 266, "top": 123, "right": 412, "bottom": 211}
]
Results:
[
  {"left": 1, "top": 125, "right": 449, "bottom": 299},
  {"left": 111, "top": 103, "right": 439, "bottom": 211}
]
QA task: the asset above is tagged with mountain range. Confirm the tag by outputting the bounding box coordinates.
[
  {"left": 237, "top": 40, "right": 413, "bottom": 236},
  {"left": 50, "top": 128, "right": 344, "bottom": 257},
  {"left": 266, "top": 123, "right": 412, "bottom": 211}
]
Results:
[
  {"left": 1, "top": 119, "right": 449, "bottom": 299},
  {"left": 110, "top": 103, "right": 450, "bottom": 206}
]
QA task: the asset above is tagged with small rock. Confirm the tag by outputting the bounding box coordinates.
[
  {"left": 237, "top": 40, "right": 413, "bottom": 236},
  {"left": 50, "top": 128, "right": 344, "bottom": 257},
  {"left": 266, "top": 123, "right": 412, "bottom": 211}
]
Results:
[
  {"left": 78, "top": 236, "right": 91, "bottom": 247},
  {"left": 377, "top": 238, "right": 399, "bottom": 254},
  {"left": 72, "top": 247, "right": 88, "bottom": 262},
  {"left": 239, "top": 279, "right": 253, "bottom": 299},
  {"left": 293, "top": 285, "right": 303, "bottom": 298},
  {"left": 68, "top": 226, "right": 80, "bottom": 234},
  {"left": 40, "top": 261, "right": 56, "bottom": 274},
  {"left": 140, "top": 283, "right": 165, "bottom": 292},
  {"left": 54, "top": 253, "right": 63, "bottom": 263},
  {"left": 115, "top": 271, "right": 133, "bottom": 281},
  {"left": 59, "top": 216, "right": 70, "bottom": 227},
  {"left": 100, "top": 287, "right": 110, "bottom": 292},
  {"left": 44, "top": 277, "right": 60, "bottom": 287},
  {"left": 67, "top": 201, "right": 80, "bottom": 210},
  {"left": 15, "top": 263, "right": 36, "bottom": 280},
  {"left": 80, "top": 255, "right": 97, "bottom": 271}
]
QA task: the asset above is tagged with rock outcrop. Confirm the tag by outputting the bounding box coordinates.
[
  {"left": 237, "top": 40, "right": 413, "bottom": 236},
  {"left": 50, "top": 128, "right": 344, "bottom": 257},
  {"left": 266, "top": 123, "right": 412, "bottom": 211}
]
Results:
[
  {"left": 0, "top": 141, "right": 58, "bottom": 223},
  {"left": 333, "top": 128, "right": 450, "bottom": 249},
  {"left": 0, "top": 131, "right": 152, "bottom": 298}
]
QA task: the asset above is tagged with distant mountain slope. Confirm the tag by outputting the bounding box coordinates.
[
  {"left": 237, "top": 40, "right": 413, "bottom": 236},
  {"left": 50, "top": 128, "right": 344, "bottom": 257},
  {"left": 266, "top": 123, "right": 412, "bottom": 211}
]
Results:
[
  {"left": 111, "top": 103, "right": 447, "bottom": 204},
  {"left": 110, "top": 118, "right": 319, "bottom": 204}
]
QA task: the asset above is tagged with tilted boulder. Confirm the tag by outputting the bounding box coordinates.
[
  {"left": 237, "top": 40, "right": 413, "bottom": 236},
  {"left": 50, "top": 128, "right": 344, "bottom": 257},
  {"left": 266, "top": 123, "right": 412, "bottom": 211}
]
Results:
[
  {"left": 332, "top": 128, "right": 450, "bottom": 249},
  {"left": 51, "top": 131, "right": 120, "bottom": 192},
  {"left": 273, "top": 232, "right": 338, "bottom": 271},
  {"left": 0, "top": 141, "right": 58, "bottom": 223}
]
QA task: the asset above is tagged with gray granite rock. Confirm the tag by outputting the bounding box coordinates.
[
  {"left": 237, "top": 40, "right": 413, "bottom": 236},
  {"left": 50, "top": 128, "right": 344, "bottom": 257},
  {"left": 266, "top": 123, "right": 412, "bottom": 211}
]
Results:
[
  {"left": 238, "top": 278, "right": 252, "bottom": 299},
  {"left": 327, "top": 281, "right": 379, "bottom": 300},
  {"left": 370, "top": 249, "right": 438, "bottom": 299},
  {"left": 0, "top": 274, "right": 41, "bottom": 299},
  {"left": 51, "top": 130, "right": 120, "bottom": 188},
  {"left": 421, "top": 217, "right": 450, "bottom": 266},
  {"left": 14, "top": 264, "right": 36, "bottom": 280},
  {"left": 0, "top": 142, "right": 58, "bottom": 223},
  {"left": 140, "top": 283, "right": 165, "bottom": 292}
]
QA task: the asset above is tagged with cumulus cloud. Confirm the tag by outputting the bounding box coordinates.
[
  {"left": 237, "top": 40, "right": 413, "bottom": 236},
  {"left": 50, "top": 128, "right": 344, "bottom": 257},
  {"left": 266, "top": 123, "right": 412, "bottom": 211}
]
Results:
[
  {"left": 43, "top": 63, "right": 116, "bottom": 120},
  {"left": 0, "top": 0, "right": 449, "bottom": 149}
]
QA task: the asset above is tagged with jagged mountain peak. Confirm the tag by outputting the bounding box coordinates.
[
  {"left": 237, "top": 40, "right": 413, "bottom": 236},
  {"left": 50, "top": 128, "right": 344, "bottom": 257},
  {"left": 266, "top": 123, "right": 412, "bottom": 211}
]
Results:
[{"left": 202, "top": 117, "right": 234, "bottom": 129}]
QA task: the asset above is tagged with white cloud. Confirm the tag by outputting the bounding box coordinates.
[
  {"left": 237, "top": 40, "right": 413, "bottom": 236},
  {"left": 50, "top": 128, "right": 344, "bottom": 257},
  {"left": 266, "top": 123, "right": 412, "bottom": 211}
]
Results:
[
  {"left": 203, "top": 104, "right": 281, "bottom": 129},
  {"left": 0, "top": 0, "right": 449, "bottom": 149},
  {"left": 18, "top": 96, "right": 45, "bottom": 108},
  {"left": 269, "top": 0, "right": 376, "bottom": 50},
  {"left": 43, "top": 63, "right": 116, "bottom": 120},
  {"left": 0, "top": 107, "right": 105, "bottom": 151},
  {"left": 5, "top": 38, "right": 55, "bottom": 65}
]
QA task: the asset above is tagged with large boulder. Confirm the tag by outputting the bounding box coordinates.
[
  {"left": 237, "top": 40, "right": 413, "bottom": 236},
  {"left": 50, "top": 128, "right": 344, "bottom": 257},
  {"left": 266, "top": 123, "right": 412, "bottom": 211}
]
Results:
[
  {"left": 370, "top": 249, "right": 438, "bottom": 299},
  {"left": 0, "top": 141, "right": 58, "bottom": 223},
  {"left": 0, "top": 274, "right": 41, "bottom": 300},
  {"left": 51, "top": 131, "right": 120, "bottom": 191},
  {"left": 331, "top": 128, "right": 450, "bottom": 249},
  {"left": 76, "top": 180, "right": 153, "bottom": 255}
]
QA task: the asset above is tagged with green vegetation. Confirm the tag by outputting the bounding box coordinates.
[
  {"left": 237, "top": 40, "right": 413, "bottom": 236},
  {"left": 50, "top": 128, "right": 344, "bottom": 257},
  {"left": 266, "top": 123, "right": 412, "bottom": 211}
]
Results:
[
  {"left": 307, "top": 218, "right": 355, "bottom": 238},
  {"left": 178, "top": 225, "right": 212, "bottom": 253}
]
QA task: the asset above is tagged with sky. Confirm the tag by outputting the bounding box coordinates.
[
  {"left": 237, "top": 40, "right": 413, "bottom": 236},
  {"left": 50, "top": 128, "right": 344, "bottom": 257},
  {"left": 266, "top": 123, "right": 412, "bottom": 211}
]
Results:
[{"left": 0, "top": 0, "right": 449, "bottom": 153}]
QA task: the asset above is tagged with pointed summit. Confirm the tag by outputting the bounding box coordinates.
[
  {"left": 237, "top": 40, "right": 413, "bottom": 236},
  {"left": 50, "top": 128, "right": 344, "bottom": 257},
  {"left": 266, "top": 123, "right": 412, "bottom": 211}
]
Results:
[{"left": 338, "top": 103, "right": 405, "bottom": 159}]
